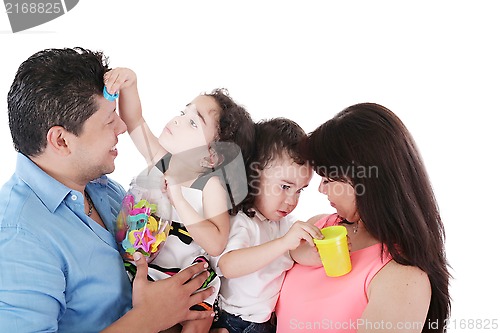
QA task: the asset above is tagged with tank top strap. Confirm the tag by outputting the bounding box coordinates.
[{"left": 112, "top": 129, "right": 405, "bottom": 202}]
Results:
[
  {"left": 155, "top": 153, "right": 172, "bottom": 174},
  {"left": 191, "top": 169, "right": 223, "bottom": 190},
  {"left": 155, "top": 152, "right": 223, "bottom": 193}
]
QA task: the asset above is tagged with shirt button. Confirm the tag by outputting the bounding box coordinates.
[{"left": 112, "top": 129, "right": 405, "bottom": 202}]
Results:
[{"left": 71, "top": 195, "right": 78, "bottom": 201}]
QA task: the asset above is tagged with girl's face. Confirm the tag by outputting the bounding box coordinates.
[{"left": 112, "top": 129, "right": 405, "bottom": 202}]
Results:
[
  {"left": 254, "top": 157, "right": 313, "bottom": 222},
  {"left": 159, "top": 95, "right": 219, "bottom": 155},
  {"left": 318, "top": 177, "right": 360, "bottom": 222}
]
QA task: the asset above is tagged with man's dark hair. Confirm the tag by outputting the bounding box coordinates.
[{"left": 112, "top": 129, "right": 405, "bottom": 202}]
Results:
[{"left": 8, "top": 47, "right": 110, "bottom": 156}]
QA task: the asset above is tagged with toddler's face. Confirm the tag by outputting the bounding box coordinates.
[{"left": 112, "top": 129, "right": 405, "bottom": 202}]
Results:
[
  {"left": 254, "top": 156, "right": 313, "bottom": 222},
  {"left": 158, "top": 95, "right": 219, "bottom": 155}
]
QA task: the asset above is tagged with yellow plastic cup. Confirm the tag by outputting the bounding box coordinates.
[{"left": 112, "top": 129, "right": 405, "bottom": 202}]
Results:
[{"left": 314, "top": 226, "right": 352, "bottom": 277}]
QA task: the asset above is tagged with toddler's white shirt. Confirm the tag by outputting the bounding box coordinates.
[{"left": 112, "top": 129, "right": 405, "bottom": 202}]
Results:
[{"left": 214, "top": 210, "right": 297, "bottom": 323}]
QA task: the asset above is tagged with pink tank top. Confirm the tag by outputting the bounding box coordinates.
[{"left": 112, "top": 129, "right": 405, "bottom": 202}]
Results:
[{"left": 276, "top": 214, "right": 391, "bottom": 332}]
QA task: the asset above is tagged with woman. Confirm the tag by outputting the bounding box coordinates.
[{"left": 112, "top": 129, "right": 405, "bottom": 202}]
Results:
[{"left": 276, "top": 103, "right": 450, "bottom": 332}]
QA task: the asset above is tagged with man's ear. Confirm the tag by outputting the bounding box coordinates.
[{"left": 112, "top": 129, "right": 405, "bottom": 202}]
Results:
[{"left": 46, "top": 126, "right": 72, "bottom": 156}]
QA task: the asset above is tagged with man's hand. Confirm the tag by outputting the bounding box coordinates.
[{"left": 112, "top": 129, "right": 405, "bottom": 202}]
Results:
[{"left": 132, "top": 252, "right": 215, "bottom": 332}]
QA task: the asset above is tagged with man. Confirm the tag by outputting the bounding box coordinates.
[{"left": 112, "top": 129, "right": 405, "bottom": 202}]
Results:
[{"left": 0, "top": 47, "right": 213, "bottom": 332}]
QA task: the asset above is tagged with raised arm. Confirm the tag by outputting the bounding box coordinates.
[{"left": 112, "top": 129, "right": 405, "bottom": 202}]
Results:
[{"left": 104, "top": 68, "right": 167, "bottom": 166}]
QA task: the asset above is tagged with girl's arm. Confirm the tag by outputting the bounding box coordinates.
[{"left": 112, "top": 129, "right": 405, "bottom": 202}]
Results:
[
  {"left": 289, "top": 214, "right": 327, "bottom": 266},
  {"left": 359, "top": 261, "right": 431, "bottom": 333},
  {"left": 219, "top": 221, "right": 322, "bottom": 279},
  {"left": 168, "top": 177, "right": 230, "bottom": 257},
  {"left": 104, "top": 68, "right": 167, "bottom": 166}
]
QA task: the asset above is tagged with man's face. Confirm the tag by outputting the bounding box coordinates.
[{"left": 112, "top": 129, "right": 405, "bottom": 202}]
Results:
[{"left": 68, "top": 96, "right": 127, "bottom": 182}]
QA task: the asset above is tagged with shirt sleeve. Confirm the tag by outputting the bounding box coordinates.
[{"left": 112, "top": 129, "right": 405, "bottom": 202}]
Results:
[
  {"left": 0, "top": 225, "right": 65, "bottom": 332},
  {"left": 212, "top": 213, "right": 255, "bottom": 274}
]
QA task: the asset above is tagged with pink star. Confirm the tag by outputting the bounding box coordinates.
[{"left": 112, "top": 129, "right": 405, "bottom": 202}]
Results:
[{"left": 133, "top": 228, "right": 156, "bottom": 253}]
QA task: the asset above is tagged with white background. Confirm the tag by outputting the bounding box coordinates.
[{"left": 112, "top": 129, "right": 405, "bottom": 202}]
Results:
[{"left": 1, "top": 1, "right": 499, "bottom": 330}]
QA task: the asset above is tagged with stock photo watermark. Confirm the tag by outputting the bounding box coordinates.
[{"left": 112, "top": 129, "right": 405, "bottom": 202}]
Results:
[
  {"left": 288, "top": 318, "right": 499, "bottom": 331},
  {"left": 247, "top": 161, "right": 379, "bottom": 197},
  {"left": 3, "top": 0, "right": 79, "bottom": 32}
]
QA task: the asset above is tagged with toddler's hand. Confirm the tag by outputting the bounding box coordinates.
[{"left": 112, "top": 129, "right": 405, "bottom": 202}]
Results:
[
  {"left": 104, "top": 67, "right": 137, "bottom": 95},
  {"left": 281, "top": 221, "right": 323, "bottom": 251}
]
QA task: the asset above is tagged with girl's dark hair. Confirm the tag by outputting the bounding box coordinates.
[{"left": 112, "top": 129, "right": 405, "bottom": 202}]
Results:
[
  {"left": 8, "top": 47, "right": 109, "bottom": 157},
  {"left": 204, "top": 88, "right": 254, "bottom": 167},
  {"left": 241, "top": 117, "right": 307, "bottom": 217},
  {"left": 304, "top": 103, "right": 450, "bottom": 332},
  {"left": 203, "top": 88, "right": 255, "bottom": 215}
]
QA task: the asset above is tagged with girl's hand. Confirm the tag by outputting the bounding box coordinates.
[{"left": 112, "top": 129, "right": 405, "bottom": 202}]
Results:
[
  {"left": 163, "top": 176, "right": 183, "bottom": 208},
  {"left": 281, "top": 221, "right": 324, "bottom": 251},
  {"left": 104, "top": 67, "right": 137, "bottom": 95}
]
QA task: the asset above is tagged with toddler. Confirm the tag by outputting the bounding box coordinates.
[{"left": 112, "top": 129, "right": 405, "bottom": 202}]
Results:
[{"left": 210, "top": 118, "right": 323, "bottom": 333}]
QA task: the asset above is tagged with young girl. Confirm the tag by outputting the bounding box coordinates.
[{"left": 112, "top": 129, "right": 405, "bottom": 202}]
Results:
[
  {"left": 210, "top": 118, "right": 323, "bottom": 333},
  {"left": 105, "top": 68, "right": 254, "bottom": 333}
]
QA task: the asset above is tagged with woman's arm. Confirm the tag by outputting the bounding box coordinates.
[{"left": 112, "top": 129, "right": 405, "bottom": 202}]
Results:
[{"left": 359, "top": 260, "right": 431, "bottom": 333}]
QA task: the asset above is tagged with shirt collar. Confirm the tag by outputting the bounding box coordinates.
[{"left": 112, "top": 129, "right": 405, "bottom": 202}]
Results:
[
  {"left": 15, "top": 153, "right": 108, "bottom": 213},
  {"left": 250, "top": 208, "right": 268, "bottom": 222},
  {"left": 90, "top": 175, "right": 109, "bottom": 186},
  {"left": 15, "top": 153, "right": 71, "bottom": 213}
]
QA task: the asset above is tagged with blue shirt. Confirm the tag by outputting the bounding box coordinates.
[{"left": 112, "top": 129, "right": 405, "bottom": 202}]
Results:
[{"left": 0, "top": 154, "right": 132, "bottom": 332}]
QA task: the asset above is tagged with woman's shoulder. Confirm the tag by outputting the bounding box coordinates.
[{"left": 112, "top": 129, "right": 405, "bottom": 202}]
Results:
[
  {"left": 364, "top": 260, "right": 432, "bottom": 328},
  {"left": 306, "top": 214, "right": 330, "bottom": 225},
  {"left": 306, "top": 213, "right": 341, "bottom": 228},
  {"left": 378, "top": 260, "right": 429, "bottom": 281},
  {"left": 370, "top": 260, "right": 431, "bottom": 298}
]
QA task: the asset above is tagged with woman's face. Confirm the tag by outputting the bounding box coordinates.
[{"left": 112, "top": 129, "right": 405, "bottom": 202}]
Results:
[{"left": 318, "top": 177, "right": 360, "bottom": 222}]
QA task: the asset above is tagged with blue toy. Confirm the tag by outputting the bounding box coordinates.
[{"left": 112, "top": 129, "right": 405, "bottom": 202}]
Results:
[{"left": 103, "top": 86, "right": 119, "bottom": 101}]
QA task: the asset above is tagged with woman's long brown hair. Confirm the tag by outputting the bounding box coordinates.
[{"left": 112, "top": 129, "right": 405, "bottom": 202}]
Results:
[{"left": 304, "top": 103, "right": 451, "bottom": 332}]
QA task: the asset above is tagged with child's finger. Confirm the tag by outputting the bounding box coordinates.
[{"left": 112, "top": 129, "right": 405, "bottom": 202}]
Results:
[
  {"left": 107, "top": 74, "right": 123, "bottom": 95},
  {"left": 301, "top": 232, "right": 315, "bottom": 247},
  {"left": 303, "top": 224, "right": 323, "bottom": 240},
  {"left": 104, "top": 70, "right": 117, "bottom": 86},
  {"left": 104, "top": 70, "right": 128, "bottom": 94}
]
